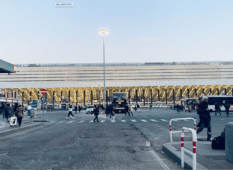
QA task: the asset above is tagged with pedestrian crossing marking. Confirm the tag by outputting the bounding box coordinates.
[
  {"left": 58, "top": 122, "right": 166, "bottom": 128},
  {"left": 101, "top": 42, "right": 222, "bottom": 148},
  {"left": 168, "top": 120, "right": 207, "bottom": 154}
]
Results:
[
  {"left": 58, "top": 121, "right": 64, "bottom": 123},
  {"left": 121, "top": 120, "right": 126, "bottom": 122},
  {"left": 101, "top": 120, "right": 105, "bottom": 123},
  {"left": 68, "top": 121, "right": 74, "bottom": 123},
  {"left": 77, "top": 121, "right": 84, "bottom": 123},
  {"left": 141, "top": 119, "right": 147, "bottom": 122},
  {"left": 160, "top": 119, "right": 168, "bottom": 122},
  {"left": 150, "top": 119, "right": 159, "bottom": 122},
  {"left": 90, "top": 120, "right": 94, "bottom": 123},
  {"left": 111, "top": 120, "right": 116, "bottom": 122},
  {"left": 131, "top": 120, "right": 137, "bottom": 122}
]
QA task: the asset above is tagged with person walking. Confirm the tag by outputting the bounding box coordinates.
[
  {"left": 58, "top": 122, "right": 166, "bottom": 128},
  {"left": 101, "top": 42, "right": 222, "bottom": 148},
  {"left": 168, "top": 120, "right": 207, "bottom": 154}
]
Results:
[
  {"left": 177, "top": 104, "right": 180, "bottom": 112},
  {"left": 197, "top": 97, "right": 212, "bottom": 141},
  {"left": 137, "top": 104, "right": 140, "bottom": 113},
  {"left": 67, "top": 105, "right": 75, "bottom": 118},
  {"left": 5, "top": 104, "right": 11, "bottom": 122},
  {"left": 134, "top": 105, "right": 137, "bottom": 112},
  {"left": 150, "top": 104, "right": 152, "bottom": 111},
  {"left": 125, "top": 104, "right": 129, "bottom": 116},
  {"left": 27, "top": 104, "right": 32, "bottom": 117},
  {"left": 215, "top": 103, "right": 221, "bottom": 116},
  {"left": 78, "top": 106, "right": 81, "bottom": 113},
  {"left": 16, "top": 104, "right": 24, "bottom": 127},
  {"left": 93, "top": 105, "right": 99, "bottom": 122},
  {"left": 1, "top": 103, "right": 6, "bottom": 118},
  {"left": 129, "top": 104, "right": 133, "bottom": 116},
  {"left": 224, "top": 103, "right": 230, "bottom": 117},
  {"left": 13, "top": 103, "right": 18, "bottom": 117},
  {"left": 188, "top": 105, "right": 192, "bottom": 113}
]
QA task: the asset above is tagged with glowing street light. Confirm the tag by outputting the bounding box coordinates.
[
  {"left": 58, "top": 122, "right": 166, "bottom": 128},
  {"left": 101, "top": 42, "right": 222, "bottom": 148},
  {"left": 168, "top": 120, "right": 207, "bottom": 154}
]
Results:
[{"left": 99, "top": 29, "right": 108, "bottom": 105}]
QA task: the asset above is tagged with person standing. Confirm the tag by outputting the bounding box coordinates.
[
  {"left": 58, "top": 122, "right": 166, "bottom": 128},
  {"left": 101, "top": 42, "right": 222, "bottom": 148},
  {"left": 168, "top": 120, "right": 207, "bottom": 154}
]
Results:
[
  {"left": 16, "top": 104, "right": 24, "bottom": 127},
  {"left": 67, "top": 105, "right": 75, "bottom": 118},
  {"left": 78, "top": 105, "right": 81, "bottom": 113},
  {"left": 27, "top": 104, "right": 32, "bottom": 117},
  {"left": 197, "top": 98, "right": 212, "bottom": 141},
  {"left": 5, "top": 104, "right": 11, "bottom": 122},
  {"left": 177, "top": 104, "right": 180, "bottom": 112},
  {"left": 137, "top": 104, "right": 140, "bottom": 113},
  {"left": 215, "top": 103, "right": 221, "bottom": 116},
  {"left": 1, "top": 103, "right": 6, "bottom": 118},
  {"left": 93, "top": 105, "right": 99, "bottom": 122},
  {"left": 150, "top": 104, "right": 152, "bottom": 111},
  {"left": 125, "top": 104, "right": 129, "bottom": 116},
  {"left": 224, "top": 103, "right": 230, "bottom": 117}
]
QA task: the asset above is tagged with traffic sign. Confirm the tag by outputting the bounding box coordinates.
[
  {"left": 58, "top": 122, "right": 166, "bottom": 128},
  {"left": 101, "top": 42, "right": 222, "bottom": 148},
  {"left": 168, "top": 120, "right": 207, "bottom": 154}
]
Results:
[{"left": 41, "top": 89, "right": 47, "bottom": 95}]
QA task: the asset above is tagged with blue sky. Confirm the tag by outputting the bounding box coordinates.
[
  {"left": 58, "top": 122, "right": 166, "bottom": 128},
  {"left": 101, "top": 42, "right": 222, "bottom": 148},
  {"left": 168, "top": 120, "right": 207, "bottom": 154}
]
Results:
[{"left": 0, "top": 0, "right": 233, "bottom": 64}]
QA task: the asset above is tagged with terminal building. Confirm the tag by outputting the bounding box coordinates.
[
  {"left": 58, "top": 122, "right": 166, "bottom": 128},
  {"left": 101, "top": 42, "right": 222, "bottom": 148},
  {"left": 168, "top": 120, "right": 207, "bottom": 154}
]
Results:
[{"left": 0, "top": 61, "right": 233, "bottom": 106}]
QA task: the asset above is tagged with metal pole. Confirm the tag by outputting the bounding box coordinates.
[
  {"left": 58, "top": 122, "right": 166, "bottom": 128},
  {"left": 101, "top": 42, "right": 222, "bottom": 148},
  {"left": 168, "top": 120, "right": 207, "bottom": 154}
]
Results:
[{"left": 103, "top": 34, "right": 106, "bottom": 106}]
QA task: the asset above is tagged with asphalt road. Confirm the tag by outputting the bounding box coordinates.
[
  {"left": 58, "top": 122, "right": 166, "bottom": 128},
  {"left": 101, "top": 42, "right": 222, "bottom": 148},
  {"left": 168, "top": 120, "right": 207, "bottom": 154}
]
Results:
[{"left": 0, "top": 108, "right": 232, "bottom": 169}]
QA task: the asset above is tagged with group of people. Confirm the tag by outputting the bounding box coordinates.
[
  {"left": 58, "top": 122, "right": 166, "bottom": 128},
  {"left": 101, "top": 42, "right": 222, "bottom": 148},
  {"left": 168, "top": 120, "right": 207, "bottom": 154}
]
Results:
[
  {"left": 0, "top": 103, "right": 25, "bottom": 126},
  {"left": 214, "top": 103, "right": 230, "bottom": 117}
]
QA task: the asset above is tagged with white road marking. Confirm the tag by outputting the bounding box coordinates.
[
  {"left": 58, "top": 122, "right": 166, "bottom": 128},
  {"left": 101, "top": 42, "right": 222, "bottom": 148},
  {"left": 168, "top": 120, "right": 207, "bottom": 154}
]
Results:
[
  {"left": 150, "top": 119, "right": 159, "bottom": 122},
  {"left": 101, "top": 120, "right": 105, "bottom": 123},
  {"left": 77, "top": 121, "right": 84, "bottom": 123},
  {"left": 90, "top": 120, "right": 94, "bottom": 123},
  {"left": 160, "top": 119, "right": 168, "bottom": 122},
  {"left": 121, "top": 120, "right": 126, "bottom": 122},
  {"left": 68, "top": 121, "right": 74, "bottom": 123},
  {"left": 131, "top": 120, "right": 137, "bottom": 122},
  {"left": 141, "top": 119, "right": 147, "bottom": 122},
  {"left": 111, "top": 120, "right": 116, "bottom": 123},
  {"left": 58, "top": 121, "right": 64, "bottom": 123}
]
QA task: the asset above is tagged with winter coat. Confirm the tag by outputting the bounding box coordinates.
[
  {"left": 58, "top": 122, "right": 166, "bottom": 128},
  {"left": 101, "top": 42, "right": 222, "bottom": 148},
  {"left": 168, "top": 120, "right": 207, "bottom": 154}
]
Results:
[
  {"left": 5, "top": 106, "right": 11, "bottom": 116},
  {"left": 94, "top": 107, "right": 99, "bottom": 116},
  {"left": 224, "top": 103, "right": 230, "bottom": 110},
  {"left": 16, "top": 106, "right": 24, "bottom": 118},
  {"left": 197, "top": 101, "right": 211, "bottom": 127}
]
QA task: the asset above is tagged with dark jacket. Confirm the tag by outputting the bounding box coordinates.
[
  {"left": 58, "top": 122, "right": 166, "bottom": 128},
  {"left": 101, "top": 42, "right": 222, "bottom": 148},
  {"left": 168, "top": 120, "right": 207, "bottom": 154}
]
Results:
[
  {"left": 197, "top": 101, "right": 211, "bottom": 127},
  {"left": 5, "top": 106, "right": 11, "bottom": 116},
  {"left": 94, "top": 107, "right": 99, "bottom": 116},
  {"left": 125, "top": 105, "right": 129, "bottom": 112},
  {"left": 224, "top": 103, "right": 230, "bottom": 110}
]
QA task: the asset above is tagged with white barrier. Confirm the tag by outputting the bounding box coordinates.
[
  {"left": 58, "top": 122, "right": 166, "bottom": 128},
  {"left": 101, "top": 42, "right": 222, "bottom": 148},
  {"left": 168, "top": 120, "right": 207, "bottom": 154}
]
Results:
[
  {"left": 169, "top": 118, "right": 196, "bottom": 142},
  {"left": 181, "top": 127, "right": 197, "bottom": 170}
]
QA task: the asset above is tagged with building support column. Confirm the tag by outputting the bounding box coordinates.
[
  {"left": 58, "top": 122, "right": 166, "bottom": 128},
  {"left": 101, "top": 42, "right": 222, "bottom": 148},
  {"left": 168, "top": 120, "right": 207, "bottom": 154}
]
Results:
[
  {"left": 61, "top": 91, "right": 62, "bottom": 101},
  {"left": 187, "top": 89, "right": 189, "bottom": 98},
  {"left": 151, "top": 89, "right": 152, "bottom": 104},
  {"left": 83, "top": 90, "right": 86, "bottom": 106},
  {"left": 136, "top": 90, "right": 138, "bottom": 104},
  {"left": 217, "top": 89, "right": 219, "bottom": 95},
  {"left": 68, "top": 91, "right": 70, "bottom": 103},
  {"left": 14, "top": 92, "right": 16, "bottom": 99},
  {"left": 173, "top": 89, "right": 175, "bottom": 104},
  {"left": 91, "top": 90, "right": 93, "bottom": 105},
  {"left": 195, "top": 89, "right": 197, "bottom": 97},
  {"left": 225, "top": 88, "right": 227, "bottom": 95},
  {"left": 30, "top": 91, "right": 32, "bottom": 102},
  {"left": 106, "top": 90, "right": 108, "bottom": 105},
  {"left": 128, "top": 90, "right": 130, "bottom": 104},
  {"left": 165, "top": 89, "right": 167, "bottom": 105},
  {"left": 53, "top": 91, "right": 55, "bottom": 110},
  {"left": 210, "top": 88, "right": 212, "bottom": 94},
  {"left": 22, "top": 92, "right": 24, "bottom": 106},
  {"left": 158, "top": 89, "right": 160, "bottom": 101},
  {"left": 143, "top": 90, "right": 145, "bottom": 106},
  {"left": 76, "top": 91, "right": 78, "bottom": 106},
  {"left": 202, "top": 89, "right": 204, "bottom": 95},
  {"left": 180, "top": 89, "right": 182, "bottom": 99}
]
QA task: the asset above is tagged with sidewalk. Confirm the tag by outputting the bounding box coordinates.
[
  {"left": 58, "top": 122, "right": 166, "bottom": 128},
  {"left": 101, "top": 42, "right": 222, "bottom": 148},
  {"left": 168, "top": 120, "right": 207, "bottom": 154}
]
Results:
[{"left": 163, "top": 141, "right": 233, "bottom": 169}]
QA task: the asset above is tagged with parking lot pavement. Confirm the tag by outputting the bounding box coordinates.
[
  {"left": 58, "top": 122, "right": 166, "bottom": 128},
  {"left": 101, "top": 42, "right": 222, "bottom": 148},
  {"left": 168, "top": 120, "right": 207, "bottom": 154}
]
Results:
[{"left": 0, "top": 108, "right": 231, "bottom": 169}]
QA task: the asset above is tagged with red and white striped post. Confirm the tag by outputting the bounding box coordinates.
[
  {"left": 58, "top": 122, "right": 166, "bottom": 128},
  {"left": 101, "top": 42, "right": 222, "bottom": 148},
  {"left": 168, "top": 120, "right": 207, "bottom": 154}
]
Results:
[
  {"left": 169, "top": 118, "right": 196, "bottom": 142},
  {"left": 181, "top": 127, "right": 197, "bottom": 170}
]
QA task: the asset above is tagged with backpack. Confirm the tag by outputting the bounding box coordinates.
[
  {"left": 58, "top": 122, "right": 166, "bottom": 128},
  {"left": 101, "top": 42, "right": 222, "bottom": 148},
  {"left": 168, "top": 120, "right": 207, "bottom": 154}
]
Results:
[{"left": 212, "top": 136, "right": 225, "bottom": 150}]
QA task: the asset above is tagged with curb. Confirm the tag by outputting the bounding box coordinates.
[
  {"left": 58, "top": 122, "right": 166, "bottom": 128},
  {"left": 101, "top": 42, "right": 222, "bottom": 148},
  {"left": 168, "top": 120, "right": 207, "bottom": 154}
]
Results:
[
  {"left": 0, "top": 123, "right": 43, "bottom": 137},
  {"left": 162, "top": 142, "right": 207, "bottom": 170}
]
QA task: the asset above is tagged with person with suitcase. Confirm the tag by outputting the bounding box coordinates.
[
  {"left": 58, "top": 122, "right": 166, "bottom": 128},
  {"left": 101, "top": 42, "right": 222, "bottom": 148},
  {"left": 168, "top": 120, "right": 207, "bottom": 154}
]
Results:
[{"left": 16, "top": 104, "right": 25, "bottom": 127}]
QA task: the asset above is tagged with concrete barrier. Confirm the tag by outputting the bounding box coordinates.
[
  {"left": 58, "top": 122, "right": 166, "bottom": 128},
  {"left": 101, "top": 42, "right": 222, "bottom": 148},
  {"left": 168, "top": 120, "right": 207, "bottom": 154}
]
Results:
[{"left": 226, "top": 122, "right": 233, "bottom": 164}]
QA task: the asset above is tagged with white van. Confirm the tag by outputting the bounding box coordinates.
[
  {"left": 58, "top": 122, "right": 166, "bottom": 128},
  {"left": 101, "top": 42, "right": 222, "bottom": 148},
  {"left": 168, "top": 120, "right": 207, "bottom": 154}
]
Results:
[{"left": 86, "top": 105, "right": 94, "bottom": 114}]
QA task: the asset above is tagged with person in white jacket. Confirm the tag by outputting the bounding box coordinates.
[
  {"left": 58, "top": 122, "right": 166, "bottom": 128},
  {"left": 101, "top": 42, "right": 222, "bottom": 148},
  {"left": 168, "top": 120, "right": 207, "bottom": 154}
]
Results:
[
  {"left": 67, "top": 105, "right": 75, "bottom": 118},
  {"left": 27, "top": 104, "right": 32, "bottom": 116}
]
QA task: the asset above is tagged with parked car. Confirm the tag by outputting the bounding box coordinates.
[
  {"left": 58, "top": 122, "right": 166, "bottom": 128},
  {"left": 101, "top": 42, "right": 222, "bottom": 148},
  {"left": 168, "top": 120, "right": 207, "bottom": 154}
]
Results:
[{"left": 86, "top": 105, "right": 94, "bottom": 114}]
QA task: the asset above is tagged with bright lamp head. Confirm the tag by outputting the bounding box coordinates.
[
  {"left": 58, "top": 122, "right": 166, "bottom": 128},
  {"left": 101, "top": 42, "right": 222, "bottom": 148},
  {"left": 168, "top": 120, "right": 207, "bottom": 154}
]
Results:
[{"left": 99, "top": 29, "right": 108, "bottom": 35}]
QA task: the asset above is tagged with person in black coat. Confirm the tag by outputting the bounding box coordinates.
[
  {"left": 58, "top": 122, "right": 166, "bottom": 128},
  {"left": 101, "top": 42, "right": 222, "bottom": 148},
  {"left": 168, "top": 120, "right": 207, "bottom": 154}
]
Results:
[
  {"left": 215, "top": 103, "right": 221, "bottom": 116},
  {"left": 93, "top": 105, "right": 99, "bottom": 122},
  {"left": 125, "top": 104, "right": 129, "bottom": 116},
  {"left": 197, "top": 98, "right": 212, "bottom": 141},
  {"left": 224, "top": 103, "right": 230, "bottom": 117}
]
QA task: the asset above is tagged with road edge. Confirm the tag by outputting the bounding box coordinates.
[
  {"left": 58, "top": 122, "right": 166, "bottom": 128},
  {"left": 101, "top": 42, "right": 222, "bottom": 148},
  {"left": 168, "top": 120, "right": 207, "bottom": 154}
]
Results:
[{"left": 162, "top": 142, "right": 207, "bottom": 170}]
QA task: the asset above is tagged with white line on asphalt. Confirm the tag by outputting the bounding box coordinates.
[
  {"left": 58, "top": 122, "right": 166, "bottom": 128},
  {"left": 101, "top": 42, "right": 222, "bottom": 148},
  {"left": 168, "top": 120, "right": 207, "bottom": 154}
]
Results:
[
  {"left": 121, "top": 120, "right": 126, "bottom": 122},
  {"left": 77, "top": 121, "right": 84, "bottom": 123},
  {"left": 101, "top": 120, "right": 105, "bottom": 123},
  {"left": 111, "top": 120, "right": 116, "bottom": 123},
  {"left": 146, "top": 141, "right": 170, "bottom": 170},
  {"left": 131, "top": 120, "right": 137, "bottom": 122},
  {"left": 90, "top": 120, "right": 94, "bottom": 123},
  {"left": 141, "top": 119, "right": 147, "bottom": 122},
  {"left": 150, "top": 119, "right": 159, "bottom": 122},
  {"left": 160, "top": 119, "right": 168, "bottom": 122},
  {"left": 58, "top": 121, "right": 64, "bottom": 123},
  {"left": 68, "top": 121, "right": 74, "bottom": 123}
]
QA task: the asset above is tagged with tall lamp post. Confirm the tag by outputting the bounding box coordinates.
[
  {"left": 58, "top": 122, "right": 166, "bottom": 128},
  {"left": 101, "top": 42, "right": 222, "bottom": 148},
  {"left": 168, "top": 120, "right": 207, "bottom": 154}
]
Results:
[{"left": 99, "top": 29, "right": 108, "bottom": 106}]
